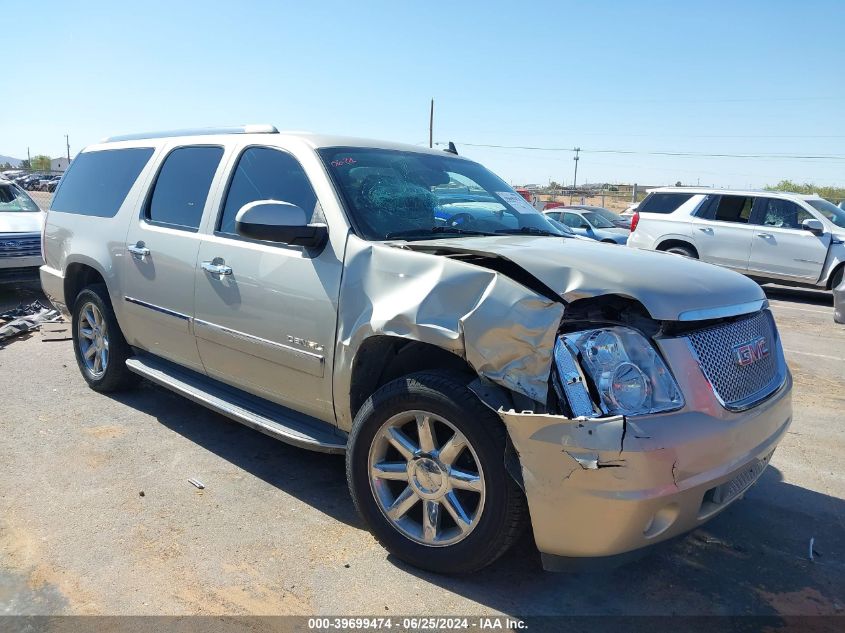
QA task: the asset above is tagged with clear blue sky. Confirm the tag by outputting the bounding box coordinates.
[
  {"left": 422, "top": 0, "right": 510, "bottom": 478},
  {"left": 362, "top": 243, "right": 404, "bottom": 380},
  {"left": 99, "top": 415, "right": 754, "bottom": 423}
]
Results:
[{"left": 3, "top": 0, "right": 844, "bottom": 188}]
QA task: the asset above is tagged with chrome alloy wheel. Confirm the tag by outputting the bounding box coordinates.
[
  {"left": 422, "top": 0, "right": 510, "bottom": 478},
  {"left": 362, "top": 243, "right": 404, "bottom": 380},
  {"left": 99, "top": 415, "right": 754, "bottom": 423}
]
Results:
[
  {"left": 368, "top": 410, "right": 486, "bottom": 547},
  {"left": 77, "top": 302, "right": 109, "bottom": 377}
]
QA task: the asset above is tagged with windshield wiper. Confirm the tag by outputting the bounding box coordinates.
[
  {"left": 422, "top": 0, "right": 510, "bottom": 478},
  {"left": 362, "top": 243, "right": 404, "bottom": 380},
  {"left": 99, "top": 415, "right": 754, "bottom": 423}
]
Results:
[
  {"left": 495, "top": 227, "right": 567, "bottom": 237},
  {"left": 385, "top": 226, "right": 498, "bottom": 239}
]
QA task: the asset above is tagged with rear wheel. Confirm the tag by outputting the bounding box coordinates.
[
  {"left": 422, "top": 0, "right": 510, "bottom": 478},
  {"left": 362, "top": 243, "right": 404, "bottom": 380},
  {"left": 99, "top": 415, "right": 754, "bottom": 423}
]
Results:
[
  {"left": 347, "top": 372, "right": 527, "bottom": 574},
  {"left": 665, "top": 244, "right": 697, "bottom": 259},
  {"left": 72, "top": 284, "right": 139, "bottom": 392}
]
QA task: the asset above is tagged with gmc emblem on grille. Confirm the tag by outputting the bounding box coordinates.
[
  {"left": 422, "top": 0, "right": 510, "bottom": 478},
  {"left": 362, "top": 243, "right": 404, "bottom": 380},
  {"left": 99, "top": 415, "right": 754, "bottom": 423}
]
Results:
[{"left": 733, "top": 336, "right": 769, "bottom": 367}]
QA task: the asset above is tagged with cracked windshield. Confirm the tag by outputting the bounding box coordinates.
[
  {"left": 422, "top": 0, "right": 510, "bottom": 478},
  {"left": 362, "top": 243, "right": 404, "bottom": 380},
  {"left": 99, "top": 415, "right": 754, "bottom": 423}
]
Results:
[{"left": 320, "top": 147, "right": 567, "bottom": 241}]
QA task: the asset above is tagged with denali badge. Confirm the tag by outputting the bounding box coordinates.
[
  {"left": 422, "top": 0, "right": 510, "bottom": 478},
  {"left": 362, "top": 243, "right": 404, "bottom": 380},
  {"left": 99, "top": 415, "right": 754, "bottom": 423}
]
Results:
[
  {"left": 733, "top": 336, "right": 769, "bottom": 367},
  {"left": 287, "top": 335, "right": 324, "bottom": 353}
]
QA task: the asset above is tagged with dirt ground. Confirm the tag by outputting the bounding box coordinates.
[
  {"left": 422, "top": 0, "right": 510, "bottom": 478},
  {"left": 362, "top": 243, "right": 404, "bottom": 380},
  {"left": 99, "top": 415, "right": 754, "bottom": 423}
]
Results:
[{"left": 1, "top": 281, "right": 843, "bottom": 620}]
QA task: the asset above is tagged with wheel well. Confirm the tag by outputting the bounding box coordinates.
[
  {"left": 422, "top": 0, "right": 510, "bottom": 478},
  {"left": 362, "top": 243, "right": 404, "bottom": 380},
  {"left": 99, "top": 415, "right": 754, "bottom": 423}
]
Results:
[
  {"left": 64, "top": 264, "right": 106, "bottom": 311},
  {"left": 828, "top": 262, "right": 845, "bottom": 290},
  {"left": 656, "top": 239, "right": 698, "bottom": 257},
  {"left": 349, "top": 336, "right": 476, "bottom": 420}
]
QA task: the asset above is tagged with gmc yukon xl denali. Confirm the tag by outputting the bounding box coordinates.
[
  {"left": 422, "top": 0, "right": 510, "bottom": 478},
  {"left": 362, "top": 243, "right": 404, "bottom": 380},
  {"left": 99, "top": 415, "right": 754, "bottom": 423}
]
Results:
[{"left": 41, "top": 126, "right": 793, "bottom": 573}]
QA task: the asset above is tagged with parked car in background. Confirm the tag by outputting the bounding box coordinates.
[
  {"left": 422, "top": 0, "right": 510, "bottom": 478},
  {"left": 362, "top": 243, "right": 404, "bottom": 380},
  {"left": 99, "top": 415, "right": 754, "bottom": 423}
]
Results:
[
  {"left": 45, "top": 176, "right": 62, "bottom": 192},
  {"left": 838, "top": 200, "right": 845, "bottom": 212},
  {"left": 17, "top": 173, "right": 50, "bottom": 190},
  {"left": 627, "top": 187, "right": 845, "bottom": 291},
  {"left": 544, "top": 208, "right": 629, "bottom": 244},
  {"left": 41, "top": 126, "right": 791, "bottom": 574},
  {"left": 621, "top": 202, "right": 639, "bottom": 217},
  {"left": 35, "top": 175, "right": 59, "bottom": 191},
  {"left": 0, "top": 178, "right": 44, "bottom": 283},
  {"left": 568, "top": 205, "right": 631, "bottom": 230},
  {"left": 543, "top": 201, "right": 566, "bottom": 211}
]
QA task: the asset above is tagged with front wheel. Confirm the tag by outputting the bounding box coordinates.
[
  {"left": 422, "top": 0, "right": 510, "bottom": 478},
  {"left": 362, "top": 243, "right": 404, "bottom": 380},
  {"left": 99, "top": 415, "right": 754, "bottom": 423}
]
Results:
[{"left": 346, "top": 372, "right": 527, "bottom": 574}]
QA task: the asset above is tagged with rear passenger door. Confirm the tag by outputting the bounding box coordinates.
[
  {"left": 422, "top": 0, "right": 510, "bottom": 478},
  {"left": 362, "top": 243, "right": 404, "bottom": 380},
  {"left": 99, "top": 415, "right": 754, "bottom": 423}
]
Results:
[
  {"left": 122, "top": 145, "right": 226, "bottom": 372},
  {"left": 691, "top": 195, "right": 755, "bottom": 271},
  {"left": 747, "top": 197, "right": 831, "bottom": 282},
  {"left": 192, "top": 145, "right": 343, "bottom": 423}
]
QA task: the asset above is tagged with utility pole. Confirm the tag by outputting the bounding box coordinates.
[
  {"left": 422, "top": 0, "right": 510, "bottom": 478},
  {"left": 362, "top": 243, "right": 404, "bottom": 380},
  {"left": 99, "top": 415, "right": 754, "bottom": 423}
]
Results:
[
  {"left": 65, "top": 134, "right": 71, "bottom": 162},
  {"left": 429, "top": 99, "right": 434, "bottom": 148},
  {"left": 570, "top": 147, "right": 580, "bottom": 203}
]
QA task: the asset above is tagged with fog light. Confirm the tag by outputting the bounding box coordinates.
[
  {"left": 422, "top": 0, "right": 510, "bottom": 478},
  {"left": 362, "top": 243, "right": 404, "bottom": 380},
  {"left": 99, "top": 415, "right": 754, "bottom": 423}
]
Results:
[{"left": 643, "top": 503, "right": 679, "bottom": 539}]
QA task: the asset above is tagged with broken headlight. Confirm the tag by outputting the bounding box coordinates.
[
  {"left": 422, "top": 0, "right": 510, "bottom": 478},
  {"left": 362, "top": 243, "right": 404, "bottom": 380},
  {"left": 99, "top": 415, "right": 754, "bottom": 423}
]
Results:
[{"left": 553, "top": 327, "right": 684, "bottom": 417}]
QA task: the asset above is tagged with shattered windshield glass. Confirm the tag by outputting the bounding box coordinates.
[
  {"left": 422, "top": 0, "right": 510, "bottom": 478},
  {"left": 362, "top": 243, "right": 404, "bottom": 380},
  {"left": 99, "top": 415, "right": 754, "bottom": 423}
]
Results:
[
  {"left": 0, "top": 184, "right": 39, "bottom": 212},
  {"left": 319, "top": 147, "right": 569, "bottom": 241}
]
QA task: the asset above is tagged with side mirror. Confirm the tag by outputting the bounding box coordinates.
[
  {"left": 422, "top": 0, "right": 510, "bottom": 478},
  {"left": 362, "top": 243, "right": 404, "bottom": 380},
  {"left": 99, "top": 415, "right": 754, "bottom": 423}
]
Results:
[
  {"left": 235, "top": 200, "right": 328, "bottom": 248},
  {"left": 801, "top": 218, "right": 825, "bottom": 235}
]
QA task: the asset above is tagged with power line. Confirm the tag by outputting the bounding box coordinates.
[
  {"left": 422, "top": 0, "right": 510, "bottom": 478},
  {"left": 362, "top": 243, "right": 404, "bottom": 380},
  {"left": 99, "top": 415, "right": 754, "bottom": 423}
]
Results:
[{"left": 438, "top": 141, "right": 845, "bottom": 161}]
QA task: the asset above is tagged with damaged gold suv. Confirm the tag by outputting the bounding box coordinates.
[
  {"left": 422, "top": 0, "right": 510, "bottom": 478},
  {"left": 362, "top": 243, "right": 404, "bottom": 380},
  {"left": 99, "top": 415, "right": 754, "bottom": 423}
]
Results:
[{"left": 40, "top": 126, "right": 792, "bottom": 573}]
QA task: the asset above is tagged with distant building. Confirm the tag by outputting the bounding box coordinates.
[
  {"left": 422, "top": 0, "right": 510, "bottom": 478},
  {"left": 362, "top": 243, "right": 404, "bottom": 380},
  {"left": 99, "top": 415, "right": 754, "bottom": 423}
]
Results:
[{"left": 51, "top": 157, "right": 71, "bottom": 172}]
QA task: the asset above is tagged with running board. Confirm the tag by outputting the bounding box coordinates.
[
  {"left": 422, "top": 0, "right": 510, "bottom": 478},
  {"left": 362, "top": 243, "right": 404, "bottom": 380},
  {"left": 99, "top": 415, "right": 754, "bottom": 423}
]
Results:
[{"left": 125, "top": 354, "right": 347, "bottom": 454}]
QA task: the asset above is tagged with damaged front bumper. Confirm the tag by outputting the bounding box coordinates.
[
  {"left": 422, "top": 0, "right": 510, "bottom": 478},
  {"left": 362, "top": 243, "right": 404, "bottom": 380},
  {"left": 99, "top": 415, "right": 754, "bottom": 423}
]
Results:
[{"left": 498, "top": 337, "right": 793, "bottom": 567}]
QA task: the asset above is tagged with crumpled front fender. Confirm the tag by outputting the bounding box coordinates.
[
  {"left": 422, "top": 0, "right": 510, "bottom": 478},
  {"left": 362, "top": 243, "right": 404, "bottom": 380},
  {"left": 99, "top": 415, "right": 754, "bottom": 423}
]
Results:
[{"left": 333, "top": 235, "right": 564, "bottom": 429}]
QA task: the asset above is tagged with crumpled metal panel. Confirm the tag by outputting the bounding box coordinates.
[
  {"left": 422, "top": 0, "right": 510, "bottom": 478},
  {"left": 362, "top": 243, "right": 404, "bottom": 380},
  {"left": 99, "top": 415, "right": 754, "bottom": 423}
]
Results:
[
  {"left": 333, "top": 235, "right": 564, "bottom": 428},
  {"left": 405, "top": 235, "right": 765, "bottom": 321}
]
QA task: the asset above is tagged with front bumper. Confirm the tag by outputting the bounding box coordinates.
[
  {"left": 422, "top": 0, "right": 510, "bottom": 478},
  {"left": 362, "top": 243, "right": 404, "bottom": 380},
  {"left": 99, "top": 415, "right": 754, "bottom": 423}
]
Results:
[
  {"left": 499, "top": 336, "right": 793, "bottom": 563},
  {"left": 0, "top": 255, "right": 43, "bottom": 284}
]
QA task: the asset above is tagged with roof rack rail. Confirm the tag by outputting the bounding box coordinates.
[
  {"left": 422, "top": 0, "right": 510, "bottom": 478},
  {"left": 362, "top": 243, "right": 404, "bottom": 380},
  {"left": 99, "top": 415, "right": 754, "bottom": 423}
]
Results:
[{"left": 102, "top": 124, "right": 279, "bottom": 143}]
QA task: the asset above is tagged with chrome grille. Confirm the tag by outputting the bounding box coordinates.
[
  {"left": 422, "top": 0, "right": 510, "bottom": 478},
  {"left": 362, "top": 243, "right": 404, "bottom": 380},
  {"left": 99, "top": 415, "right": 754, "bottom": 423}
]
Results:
[
  {"left": 0, "top": 234, "right": 40, "bottom": 258},
  {"left": 686, "top": 310, "right": 784, "bottom": 410}
]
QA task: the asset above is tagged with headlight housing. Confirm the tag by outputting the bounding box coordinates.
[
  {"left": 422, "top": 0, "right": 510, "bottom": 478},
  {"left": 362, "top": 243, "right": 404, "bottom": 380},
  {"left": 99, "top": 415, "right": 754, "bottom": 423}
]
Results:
[{"left": 553, "top": 326, "right": 684, "bottom": 417}]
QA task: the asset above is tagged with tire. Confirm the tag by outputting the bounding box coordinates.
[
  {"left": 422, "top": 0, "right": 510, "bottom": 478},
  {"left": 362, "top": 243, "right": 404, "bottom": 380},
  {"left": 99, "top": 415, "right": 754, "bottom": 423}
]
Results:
[
  {"left": 831, "top": 266, "right": 844, "bottom": 290},
  {"left": 346, "top": 372, "right": 527, "bottom": 574},
  {"left": 665, "top": 244, "right": 697, "bottom": 259},
  {"left": 72, "top": 284, "right": 139, "bottom": 392}
]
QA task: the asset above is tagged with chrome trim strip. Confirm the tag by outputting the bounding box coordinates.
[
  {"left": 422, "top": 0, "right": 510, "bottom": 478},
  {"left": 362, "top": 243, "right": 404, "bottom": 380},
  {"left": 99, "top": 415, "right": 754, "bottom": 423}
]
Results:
[
  {"left": 193, "top": 319, "right": 324, "bottom": 361},
  {"left": 124, "top": 296, "right": 191, "bottom": 321},
  {"left": 677, "top": 299, "right": 768, "bottom": 322}
]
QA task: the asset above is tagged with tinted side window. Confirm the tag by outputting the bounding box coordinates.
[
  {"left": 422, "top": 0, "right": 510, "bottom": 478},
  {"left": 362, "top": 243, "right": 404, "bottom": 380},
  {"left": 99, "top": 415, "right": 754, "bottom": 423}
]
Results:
[
  {"left": 638, "top": 192, "right": 694, "bottom": 214},
  {"left": 147, "top": 146, "right": 224, "bottom": 230},
  {"left": 218, "top": 147, "right": 318, "bottom": 236},
  {"left": 713, "top": 196, "right": 754, "bottom": 224},
  {"left": 562, "top": 212, "right": 581, "bottom": 227},
  {"left": 51, "top": 148, "right": 154, "bottom": 218},
  {"left": 756, "top": 198, "right": 813, "bottom": 229}
]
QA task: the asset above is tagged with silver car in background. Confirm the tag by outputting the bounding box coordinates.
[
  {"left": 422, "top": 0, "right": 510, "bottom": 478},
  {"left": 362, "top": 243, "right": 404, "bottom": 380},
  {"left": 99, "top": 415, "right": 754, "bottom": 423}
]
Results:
[
  {"left": 627, "top": 187, "right": 845, "bottom": 291},
  {"left": 543, "top": 208, "right": 629, "bottom": 244}
]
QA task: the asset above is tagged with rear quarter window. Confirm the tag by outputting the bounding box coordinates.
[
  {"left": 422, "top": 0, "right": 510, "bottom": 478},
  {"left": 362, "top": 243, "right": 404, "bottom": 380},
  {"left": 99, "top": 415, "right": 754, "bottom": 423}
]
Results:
[
  {"left": 51, "top": 148, "right": 154, "bottom": 218},
  {"left": 638, "top": 192, "right": 694, "bottom": 214}
]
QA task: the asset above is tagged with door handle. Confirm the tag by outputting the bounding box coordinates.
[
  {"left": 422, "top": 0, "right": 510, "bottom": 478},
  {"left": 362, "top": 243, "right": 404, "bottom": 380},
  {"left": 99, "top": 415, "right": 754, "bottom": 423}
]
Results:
[
  {"left": 201, "top": 261, "right": 233, "bottom": 276},
  {"left": 127, "top": 243, "right": 150, "bottom": 260},
  {"left": 698, "top": 227, "right": 713, "bottom": 233},
  {"left": 757, "top": 233, "right": 774, "bottom": 239}
]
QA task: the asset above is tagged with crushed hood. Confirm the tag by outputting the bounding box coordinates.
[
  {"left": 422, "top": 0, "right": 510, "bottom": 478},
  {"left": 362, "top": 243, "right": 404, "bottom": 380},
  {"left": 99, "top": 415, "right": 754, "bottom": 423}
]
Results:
[{"left": 404, "top": 235, "right": 765, "bottom": 321}]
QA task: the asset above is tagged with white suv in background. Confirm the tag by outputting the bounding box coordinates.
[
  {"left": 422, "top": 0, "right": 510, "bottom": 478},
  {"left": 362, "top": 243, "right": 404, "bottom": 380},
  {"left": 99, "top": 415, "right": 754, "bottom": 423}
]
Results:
[{"left": 627, "top": 187, "right": 845, "bottom": 290}]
